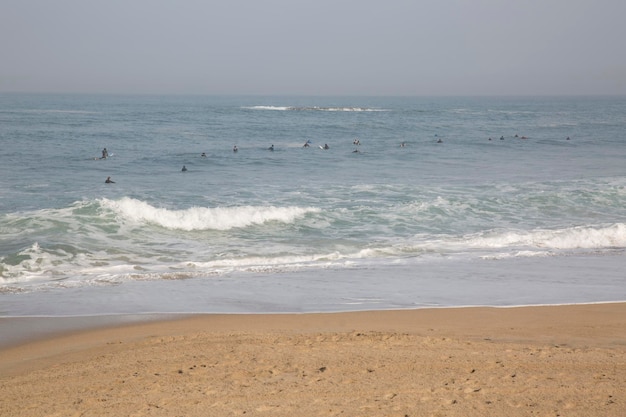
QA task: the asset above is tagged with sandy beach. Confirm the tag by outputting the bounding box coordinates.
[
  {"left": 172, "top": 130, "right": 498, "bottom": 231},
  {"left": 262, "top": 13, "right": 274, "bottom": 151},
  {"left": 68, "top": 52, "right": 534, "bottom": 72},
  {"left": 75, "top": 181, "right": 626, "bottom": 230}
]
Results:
[{"left": 1, "top": 303, "right": 625, "bottom": 417}]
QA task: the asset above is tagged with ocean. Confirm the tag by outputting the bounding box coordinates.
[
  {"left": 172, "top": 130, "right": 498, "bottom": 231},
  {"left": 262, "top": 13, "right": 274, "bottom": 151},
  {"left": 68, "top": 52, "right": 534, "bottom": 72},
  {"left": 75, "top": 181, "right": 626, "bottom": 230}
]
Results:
[{"left": 1, "top": 94, "right": 625, "bottom": 317}]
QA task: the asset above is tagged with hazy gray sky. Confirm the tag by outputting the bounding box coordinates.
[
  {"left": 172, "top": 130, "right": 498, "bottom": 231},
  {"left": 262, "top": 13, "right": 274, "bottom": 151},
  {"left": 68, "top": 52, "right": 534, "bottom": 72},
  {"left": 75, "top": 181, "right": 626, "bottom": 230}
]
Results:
[{"left": 2, "top": 0, "right": 625, "bottom": 96}]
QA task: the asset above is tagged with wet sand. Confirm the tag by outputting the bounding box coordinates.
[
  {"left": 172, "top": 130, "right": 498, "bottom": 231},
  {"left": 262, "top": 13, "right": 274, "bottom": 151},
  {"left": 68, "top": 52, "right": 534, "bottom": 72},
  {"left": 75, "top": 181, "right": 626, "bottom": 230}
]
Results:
[{"left": 1, "top": 303, "right": 625, "bottom": 416}]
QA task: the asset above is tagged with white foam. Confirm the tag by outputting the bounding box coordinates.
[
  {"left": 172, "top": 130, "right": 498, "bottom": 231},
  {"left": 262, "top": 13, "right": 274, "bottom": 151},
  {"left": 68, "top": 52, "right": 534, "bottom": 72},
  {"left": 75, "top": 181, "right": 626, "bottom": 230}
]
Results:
[
  {"left": 99, "top": 197, "right": 320, "bottom": 231},
  {"left": 244, "top": 105, "right": 291, "bottom": 111},
  {"left": 466, "top": 223, "right": 626, "bottom": 250},
  {"left": 0, "top": 242, "right": 79, "bottom": 285},
  {"left": 243, "top": 105, "right": 388, "bottom": 112}
]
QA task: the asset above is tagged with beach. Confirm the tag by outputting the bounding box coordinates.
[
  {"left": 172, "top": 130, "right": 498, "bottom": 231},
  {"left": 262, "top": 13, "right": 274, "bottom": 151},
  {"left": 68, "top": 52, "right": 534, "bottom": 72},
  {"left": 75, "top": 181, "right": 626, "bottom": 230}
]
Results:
[{"left": 1, "top": 303, "right": 624, "bottom": 417}]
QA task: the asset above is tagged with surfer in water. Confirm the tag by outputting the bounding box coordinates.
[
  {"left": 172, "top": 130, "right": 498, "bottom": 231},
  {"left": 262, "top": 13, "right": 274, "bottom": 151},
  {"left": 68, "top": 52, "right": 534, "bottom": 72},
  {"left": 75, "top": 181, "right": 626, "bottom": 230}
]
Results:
[
  {"left": 102, "top": 148, "right": 109, "bottom": 159},
  {"left": 268, "top": 144, "right": 274, "bottom": 151},
  {"left": 105, "top": 176, "right": 115, "bottom": 183},
  {"left": 181, "top": 165, "right": 188, "bottom": 172},
  {"left": 233, "top": 145, "right": 238, "bottom": 152}
]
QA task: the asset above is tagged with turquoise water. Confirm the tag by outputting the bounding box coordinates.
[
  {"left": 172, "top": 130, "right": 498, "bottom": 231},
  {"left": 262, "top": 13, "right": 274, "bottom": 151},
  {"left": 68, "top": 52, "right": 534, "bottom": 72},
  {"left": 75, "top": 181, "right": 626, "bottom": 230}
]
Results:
[{"left": 1, "top": 94, "right": 625, "bottom": 316}]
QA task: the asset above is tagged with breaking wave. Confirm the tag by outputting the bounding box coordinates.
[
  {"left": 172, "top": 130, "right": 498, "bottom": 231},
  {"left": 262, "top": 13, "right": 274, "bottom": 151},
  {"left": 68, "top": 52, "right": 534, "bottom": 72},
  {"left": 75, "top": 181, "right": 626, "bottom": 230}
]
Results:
[
  {"left": 463, "top": 223, "right": 626, "bottom": 251},
  {"left": 244, "top": 105, "right": 388, "bottom": 112},
  {"left": 100, "top": 197, "right": 320, "bottom": 231}
]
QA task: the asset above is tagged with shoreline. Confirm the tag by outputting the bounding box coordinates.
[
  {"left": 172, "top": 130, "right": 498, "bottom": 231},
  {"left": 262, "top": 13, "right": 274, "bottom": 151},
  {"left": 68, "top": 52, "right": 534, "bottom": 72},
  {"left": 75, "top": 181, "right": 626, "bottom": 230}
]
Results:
[
  {"left": 2, "top": 300, "right": 625, "bottom": 350},
  {"left": 2, "top": 303, "right": 625, "bottom": 416}
]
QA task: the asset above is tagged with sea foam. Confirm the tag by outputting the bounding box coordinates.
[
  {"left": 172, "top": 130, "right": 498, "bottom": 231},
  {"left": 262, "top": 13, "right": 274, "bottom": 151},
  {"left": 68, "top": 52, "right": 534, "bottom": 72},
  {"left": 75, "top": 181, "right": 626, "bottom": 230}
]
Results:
[
  {"left": 99, "top": 197, "right": 320, "bottom": 231},
  {"left": 466, "top": 223, "right": 626, "bottom": 250},
  {"left": 244, "top": 105, "right": 388, "bottom": 112}
]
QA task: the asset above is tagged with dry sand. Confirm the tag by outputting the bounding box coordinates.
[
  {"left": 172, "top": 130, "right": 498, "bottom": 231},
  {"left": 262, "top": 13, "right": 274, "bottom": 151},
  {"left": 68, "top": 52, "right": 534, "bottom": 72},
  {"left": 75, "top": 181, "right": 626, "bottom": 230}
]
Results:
[{"left": 1, "top": 303, "right": 625, "bottom": 417}]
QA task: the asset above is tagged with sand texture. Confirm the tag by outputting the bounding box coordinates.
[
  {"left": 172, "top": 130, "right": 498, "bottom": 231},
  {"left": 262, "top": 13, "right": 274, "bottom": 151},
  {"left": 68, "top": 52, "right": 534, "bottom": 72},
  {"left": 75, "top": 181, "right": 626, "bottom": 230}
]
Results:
[{"left": 1, "top": 304, "right": 625, "bottom": 417}]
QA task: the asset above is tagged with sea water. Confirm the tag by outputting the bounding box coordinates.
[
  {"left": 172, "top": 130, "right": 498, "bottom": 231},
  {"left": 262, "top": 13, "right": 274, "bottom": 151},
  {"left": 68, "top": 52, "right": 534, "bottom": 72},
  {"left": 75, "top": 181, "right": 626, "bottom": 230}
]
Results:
[{"left": 1, "top": 94, "right": 625, "bottom": 317}]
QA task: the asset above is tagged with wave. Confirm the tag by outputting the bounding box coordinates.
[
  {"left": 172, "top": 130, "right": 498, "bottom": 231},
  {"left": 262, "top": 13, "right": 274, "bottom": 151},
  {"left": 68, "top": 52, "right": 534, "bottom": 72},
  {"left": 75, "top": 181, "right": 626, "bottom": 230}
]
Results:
[
  {"left": 2, "top": 194, "right": 624, "bottom": 293},
  {"left": 2, "top": 222, "right": 624, "bottom": 293},
  {"left": 350, "top": 223, "right": 626, "bottom": 261},
  {"left": 463, "top": 223, "right": 626, "bottom": 251},
  {"left": 99, "top": 197, "right": 320, "bottom": 231},
  {"left": 243, "top": 105, "right": 388, "bottom": 112}
]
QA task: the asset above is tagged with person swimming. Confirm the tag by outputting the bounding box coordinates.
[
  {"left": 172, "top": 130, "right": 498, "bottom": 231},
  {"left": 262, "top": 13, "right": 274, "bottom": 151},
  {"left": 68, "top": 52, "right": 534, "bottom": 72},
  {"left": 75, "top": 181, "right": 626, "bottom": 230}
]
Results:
[
  {"left": 105, "top": 176, "right": 115, "bottom": 183},
  {"left": 201, "top": 152, "right": 207, "bottom": 157}
]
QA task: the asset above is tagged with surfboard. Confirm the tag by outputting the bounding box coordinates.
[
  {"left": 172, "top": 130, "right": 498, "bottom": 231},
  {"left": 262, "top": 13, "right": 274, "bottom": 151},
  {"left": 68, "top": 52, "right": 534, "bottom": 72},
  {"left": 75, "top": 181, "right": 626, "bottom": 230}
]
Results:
[{"left": 93, "top": 153, "right": 114, "bottom": 160}]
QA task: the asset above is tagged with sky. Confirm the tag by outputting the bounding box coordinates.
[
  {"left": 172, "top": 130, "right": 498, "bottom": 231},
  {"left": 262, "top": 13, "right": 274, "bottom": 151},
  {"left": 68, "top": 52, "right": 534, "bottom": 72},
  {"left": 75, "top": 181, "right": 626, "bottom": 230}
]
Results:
[{"left": 1, "top": 0, "right": 625, "bottom": 96}]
